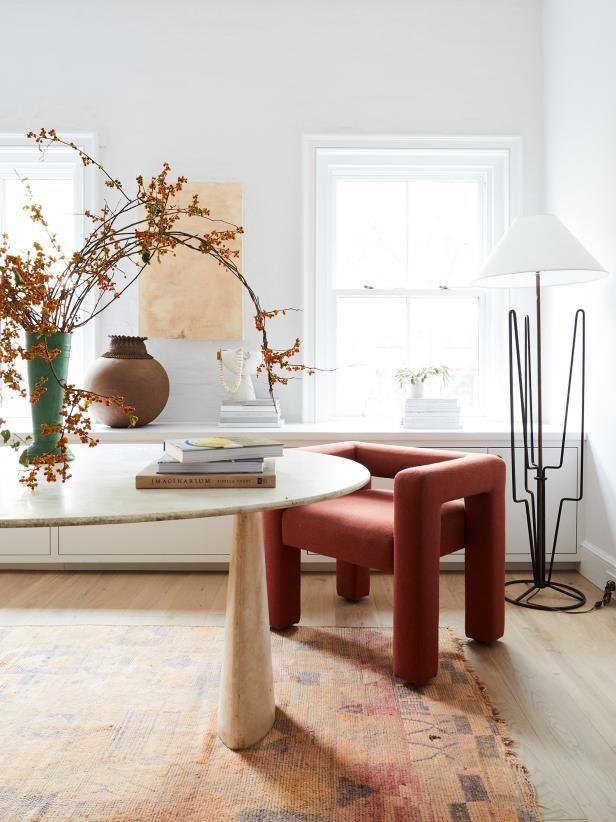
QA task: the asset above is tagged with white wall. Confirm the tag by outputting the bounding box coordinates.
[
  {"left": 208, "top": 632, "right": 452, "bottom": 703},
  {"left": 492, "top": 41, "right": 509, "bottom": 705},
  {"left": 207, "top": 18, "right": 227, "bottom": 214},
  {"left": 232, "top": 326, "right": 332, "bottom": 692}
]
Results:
[
  {"left": 1, "top": 0, "right": 544, "bottom": 422},
  {"left": 544, "top": 0, "right": 616, "bottom": 562}
]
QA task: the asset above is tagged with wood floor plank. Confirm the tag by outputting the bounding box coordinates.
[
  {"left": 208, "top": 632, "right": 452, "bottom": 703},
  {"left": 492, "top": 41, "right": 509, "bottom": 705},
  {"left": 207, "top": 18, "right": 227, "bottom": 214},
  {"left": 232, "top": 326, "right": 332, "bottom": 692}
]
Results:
[{"left": 463, "top": 638, "right": 587, "bottom": 821}]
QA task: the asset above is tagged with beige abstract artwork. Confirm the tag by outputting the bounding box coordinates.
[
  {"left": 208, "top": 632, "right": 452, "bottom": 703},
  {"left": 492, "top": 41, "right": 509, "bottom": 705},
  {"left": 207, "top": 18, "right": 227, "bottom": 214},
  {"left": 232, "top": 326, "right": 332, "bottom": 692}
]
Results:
[{"left": 139, "top": 182, "right": 243, "bottom": 339}]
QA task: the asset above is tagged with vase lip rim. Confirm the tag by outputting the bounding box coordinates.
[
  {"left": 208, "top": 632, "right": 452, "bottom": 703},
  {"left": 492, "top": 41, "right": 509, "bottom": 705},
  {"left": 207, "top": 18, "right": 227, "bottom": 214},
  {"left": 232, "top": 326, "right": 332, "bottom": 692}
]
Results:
[
  {"left": 25, "top": 329, "right": 71, "bottom": 337},
  {"left": 102, "top": 335, "right": 153, "bottom": 360},
  {"left": 108, "top": 334, "right": 149, "bottom": 342}
]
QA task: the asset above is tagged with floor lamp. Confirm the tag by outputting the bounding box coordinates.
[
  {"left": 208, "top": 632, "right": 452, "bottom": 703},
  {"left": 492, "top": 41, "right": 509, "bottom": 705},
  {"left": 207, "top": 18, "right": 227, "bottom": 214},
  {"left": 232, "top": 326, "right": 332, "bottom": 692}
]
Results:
[{"left": 475, "top": 215, "right": 607, "bottom": 611}]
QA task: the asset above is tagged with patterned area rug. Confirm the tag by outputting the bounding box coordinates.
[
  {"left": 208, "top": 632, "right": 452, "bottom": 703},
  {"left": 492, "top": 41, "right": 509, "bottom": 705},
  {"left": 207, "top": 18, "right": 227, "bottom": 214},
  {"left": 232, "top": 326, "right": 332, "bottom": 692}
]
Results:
[{"left": 0, "top": 625, "right": 539, "bottom": 821}]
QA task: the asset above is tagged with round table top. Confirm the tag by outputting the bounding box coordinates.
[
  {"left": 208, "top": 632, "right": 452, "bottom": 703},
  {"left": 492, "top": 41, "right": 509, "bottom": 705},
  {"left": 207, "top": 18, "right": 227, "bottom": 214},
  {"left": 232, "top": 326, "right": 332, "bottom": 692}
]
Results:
[{"left": 0, "top": 444, "right": 370, "bottom": 528}]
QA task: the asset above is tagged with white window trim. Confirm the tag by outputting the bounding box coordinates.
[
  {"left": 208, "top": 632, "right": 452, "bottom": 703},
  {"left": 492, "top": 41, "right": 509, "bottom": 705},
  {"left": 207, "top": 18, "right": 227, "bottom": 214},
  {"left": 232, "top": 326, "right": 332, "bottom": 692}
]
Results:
[
  {"left": 302, "top": 134, "right": 523, "bottom": 423},
  {"left": 0, "top": 132, "right": 98, "bottom": 408}
]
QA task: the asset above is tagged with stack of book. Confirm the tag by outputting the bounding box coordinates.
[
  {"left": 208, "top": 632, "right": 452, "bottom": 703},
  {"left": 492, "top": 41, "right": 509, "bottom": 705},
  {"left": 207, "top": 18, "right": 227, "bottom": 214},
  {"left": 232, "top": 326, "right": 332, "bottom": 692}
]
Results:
[
  {"left": 218, "top": 399, "right": 283, "bottom": 428},
  {"left": 135, "top": 436, "right": 284, "bottom": 489},
  {"left": 402, "top": 398, "right": 461, "bottom": 429}
]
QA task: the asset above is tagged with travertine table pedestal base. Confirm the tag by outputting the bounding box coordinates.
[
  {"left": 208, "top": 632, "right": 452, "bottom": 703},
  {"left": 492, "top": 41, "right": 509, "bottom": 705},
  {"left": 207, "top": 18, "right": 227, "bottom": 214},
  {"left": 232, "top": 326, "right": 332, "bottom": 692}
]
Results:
[{"left": 217, "top": 512, "right": 275, "bottom": 750}]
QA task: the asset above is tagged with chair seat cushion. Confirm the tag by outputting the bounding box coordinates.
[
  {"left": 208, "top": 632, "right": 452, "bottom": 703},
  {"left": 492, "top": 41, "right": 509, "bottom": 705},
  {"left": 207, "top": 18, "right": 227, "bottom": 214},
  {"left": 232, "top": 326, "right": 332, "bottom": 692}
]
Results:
[{"left": 282, "top": 488, "right": 465, "bottom": 572}]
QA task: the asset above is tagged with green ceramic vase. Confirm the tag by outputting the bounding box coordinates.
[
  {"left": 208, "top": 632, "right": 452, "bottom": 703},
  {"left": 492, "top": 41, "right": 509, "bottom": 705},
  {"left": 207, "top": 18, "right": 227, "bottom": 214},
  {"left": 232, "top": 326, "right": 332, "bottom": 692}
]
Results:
[{"left": 25, "top": 331, "right": 74, "bottom": 461}]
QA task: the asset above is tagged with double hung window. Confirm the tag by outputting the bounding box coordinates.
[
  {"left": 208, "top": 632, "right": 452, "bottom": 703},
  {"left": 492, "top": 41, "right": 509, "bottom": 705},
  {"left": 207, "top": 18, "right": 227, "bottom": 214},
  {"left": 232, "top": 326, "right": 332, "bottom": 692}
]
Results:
[{"left": 305, "top": 138, "right": 519, "bottom": 421}]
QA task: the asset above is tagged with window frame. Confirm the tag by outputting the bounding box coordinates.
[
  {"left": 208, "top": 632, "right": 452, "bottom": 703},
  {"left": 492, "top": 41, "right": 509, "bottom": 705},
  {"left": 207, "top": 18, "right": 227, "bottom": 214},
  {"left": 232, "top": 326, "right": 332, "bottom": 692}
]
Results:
[
  {"left": 302, "top": 135, "right": 523, "bottom": 423},
  {"left": 0, "top": 133, "right": 97, "bottom": 419}
]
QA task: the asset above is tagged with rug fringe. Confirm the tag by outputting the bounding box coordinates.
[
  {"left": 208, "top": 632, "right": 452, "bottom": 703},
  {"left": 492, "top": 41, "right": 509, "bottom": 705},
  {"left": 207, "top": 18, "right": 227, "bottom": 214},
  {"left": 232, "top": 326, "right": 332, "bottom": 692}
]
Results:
[{"left": 445, "top": 625, "right": 542, "bottom": 814}]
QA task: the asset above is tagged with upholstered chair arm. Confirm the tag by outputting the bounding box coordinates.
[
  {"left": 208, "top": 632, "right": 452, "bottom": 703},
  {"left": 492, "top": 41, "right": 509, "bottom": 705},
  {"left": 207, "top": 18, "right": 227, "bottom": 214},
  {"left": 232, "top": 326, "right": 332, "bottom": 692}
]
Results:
[
  {"left": 393, "top": 452, "right": 505, "bottom": 511},
  {"left": 392, "top": 452, "right": 506, "bottom": 682}
]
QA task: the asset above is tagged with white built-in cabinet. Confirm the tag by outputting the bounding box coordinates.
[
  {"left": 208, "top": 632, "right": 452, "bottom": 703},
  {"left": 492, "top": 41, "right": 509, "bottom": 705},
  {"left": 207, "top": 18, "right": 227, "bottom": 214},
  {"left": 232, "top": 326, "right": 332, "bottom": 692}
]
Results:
[
  {"left": 0, "top": 528, "right": 52, "bottom": 557},
  {"left": 0, "top": 426, "right": 581, "bottom": 568},
  {"left": 59, "top": 517, "right": 234, "bottom": 561}
]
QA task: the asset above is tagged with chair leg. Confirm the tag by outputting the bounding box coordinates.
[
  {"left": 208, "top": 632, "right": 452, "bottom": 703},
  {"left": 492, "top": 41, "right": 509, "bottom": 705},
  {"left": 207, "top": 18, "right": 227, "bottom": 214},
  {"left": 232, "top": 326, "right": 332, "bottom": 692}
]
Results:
[
  {"left": 262, "top": 510, "right": 301, "bottom": 629},
  {"left": 464, "top": 489, "right": 505, "bottom": 642},
  {"left": 336, "top": 560, "right": 370, "bottom": 601},
  {"left": 393, "top": 505, "right": 441, "bottom": 685}
]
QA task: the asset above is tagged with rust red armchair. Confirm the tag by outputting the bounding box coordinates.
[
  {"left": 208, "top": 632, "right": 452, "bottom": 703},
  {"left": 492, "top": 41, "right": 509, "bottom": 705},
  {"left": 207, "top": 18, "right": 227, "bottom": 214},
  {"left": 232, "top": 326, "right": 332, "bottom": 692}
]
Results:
[{"left": 263, "top": 441, "right": 506, "bottom": 684}]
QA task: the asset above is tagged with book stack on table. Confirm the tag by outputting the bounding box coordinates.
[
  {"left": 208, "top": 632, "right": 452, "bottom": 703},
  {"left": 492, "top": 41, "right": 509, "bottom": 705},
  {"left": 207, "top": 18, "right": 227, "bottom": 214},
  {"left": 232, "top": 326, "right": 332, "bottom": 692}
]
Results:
[
  {"left": 218, "top": 399, "right": 283, "bottom": 428},
  {"left": 135, "top": 436, "right": 284, "bottom": 489},
  {"left": 402, "top": 398, "right": 461, "bottom": 429}
]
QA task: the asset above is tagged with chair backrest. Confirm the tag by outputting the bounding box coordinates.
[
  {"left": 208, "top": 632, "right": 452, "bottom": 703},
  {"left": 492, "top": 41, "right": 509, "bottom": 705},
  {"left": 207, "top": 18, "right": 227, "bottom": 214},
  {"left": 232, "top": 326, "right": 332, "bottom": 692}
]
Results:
[
  {"left": 300, "top": 440, "right": 466, "bottom": 481},
  {"left": 354, "top": 442, "right": 464, "bottom": 480}
]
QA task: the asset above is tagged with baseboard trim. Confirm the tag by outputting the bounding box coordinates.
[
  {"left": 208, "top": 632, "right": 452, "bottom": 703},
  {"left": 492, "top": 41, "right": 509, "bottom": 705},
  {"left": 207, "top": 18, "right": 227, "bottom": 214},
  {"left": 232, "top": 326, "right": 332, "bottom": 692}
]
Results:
[{"left": 579, "top": 540, "right": 616, "bottom": 589}]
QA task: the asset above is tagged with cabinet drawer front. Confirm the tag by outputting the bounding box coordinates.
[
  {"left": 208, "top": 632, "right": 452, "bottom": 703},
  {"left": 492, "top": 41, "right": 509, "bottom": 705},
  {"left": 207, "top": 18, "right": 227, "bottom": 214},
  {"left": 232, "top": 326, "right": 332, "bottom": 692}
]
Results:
[
  {"left": 0, "top": 528, "right": 50, "bottom": 556},
  {"left": 59, "top": 517, "right": 234, "bottom": 557}
]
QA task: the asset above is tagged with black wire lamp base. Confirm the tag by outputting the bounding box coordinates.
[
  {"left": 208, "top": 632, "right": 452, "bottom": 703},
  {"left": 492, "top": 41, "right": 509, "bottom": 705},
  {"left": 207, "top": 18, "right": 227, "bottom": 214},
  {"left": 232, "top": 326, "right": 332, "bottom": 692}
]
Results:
[
  {"left": 506, "top": 277, "right": 587, "bottom": 613},
  {"left": 505, "top": 579, "right": 586, "bottom": 611}
]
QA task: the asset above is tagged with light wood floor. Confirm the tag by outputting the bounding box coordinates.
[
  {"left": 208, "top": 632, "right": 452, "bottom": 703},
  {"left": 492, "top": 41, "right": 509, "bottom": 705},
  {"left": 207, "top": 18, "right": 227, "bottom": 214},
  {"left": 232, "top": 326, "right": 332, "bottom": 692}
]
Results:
[{"left": 1, "top": 569, "right": 614, "bottom": 822}]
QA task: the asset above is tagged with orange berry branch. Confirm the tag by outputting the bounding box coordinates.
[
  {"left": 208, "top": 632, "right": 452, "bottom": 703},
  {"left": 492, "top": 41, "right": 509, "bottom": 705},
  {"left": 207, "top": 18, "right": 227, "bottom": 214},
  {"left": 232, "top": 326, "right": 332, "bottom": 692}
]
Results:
[{"left": 0, "top": 128, "right": 312, "bottom": 487}]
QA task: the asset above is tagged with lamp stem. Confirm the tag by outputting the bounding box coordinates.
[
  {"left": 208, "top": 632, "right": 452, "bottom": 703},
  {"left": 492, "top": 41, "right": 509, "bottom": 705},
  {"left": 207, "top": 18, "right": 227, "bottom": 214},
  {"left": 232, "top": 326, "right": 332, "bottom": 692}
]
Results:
[{"left": 535, "top": 271, "right": 546, "bottom": 587}]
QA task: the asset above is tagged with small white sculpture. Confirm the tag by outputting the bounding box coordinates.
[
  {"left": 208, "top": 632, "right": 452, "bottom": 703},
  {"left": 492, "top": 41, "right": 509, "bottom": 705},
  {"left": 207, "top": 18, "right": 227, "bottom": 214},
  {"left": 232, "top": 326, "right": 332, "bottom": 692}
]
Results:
[{"left": 217, "top": 348, "right": 263, "bottom": 402}]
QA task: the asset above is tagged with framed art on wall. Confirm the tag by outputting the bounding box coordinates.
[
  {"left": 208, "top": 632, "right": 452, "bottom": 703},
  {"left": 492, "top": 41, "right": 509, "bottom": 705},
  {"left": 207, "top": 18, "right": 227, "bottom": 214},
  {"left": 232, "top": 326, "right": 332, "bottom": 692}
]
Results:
[{"left": 139, "top": 181, "right": 243, "bottom": 340}]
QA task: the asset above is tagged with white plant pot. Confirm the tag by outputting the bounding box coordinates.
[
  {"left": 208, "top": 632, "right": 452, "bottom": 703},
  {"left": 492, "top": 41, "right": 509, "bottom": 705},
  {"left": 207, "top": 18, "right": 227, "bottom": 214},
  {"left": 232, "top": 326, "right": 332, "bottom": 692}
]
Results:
[{"left": 410, "top": 382, "right": 425, "bottom": 399}]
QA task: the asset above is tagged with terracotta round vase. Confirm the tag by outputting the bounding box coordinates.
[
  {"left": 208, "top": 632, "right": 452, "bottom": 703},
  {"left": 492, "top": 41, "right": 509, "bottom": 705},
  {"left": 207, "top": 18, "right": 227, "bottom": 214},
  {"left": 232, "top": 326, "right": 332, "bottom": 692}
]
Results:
[{"left": 85, "top": 336, "right": 170, "bottom": 427}]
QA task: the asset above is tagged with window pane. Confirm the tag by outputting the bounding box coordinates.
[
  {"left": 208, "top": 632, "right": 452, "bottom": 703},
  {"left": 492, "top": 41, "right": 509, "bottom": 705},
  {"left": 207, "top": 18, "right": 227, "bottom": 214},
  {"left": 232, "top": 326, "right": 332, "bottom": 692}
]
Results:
[
  {"left": 335, "top": 180, "right": 407, "bottom": 288},
  {"left": 407, "top": 297, "right": 479, "bottom": 411},
  {"left": 0, "top": 328, "right": 28, "bottom": 420},
  {"left": 325, "top": 160, "right": 490, "bottom": 421},
  {"left": 335, "top": 297, "right": 406, "bottom": 416},
  {"left": 407, "top": 179, "right": 481, "bottom": 288},
  {"left": 0, "top": 176, "right": 76, "bottom": 420},
  {"left": 4, "top": 177, "right": 76, "bottom": 257}
]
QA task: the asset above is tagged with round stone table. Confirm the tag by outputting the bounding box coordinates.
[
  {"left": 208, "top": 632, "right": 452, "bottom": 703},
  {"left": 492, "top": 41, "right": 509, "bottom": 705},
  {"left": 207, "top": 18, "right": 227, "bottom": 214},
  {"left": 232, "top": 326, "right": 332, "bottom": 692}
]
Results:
[{"left": 0, "top": 444, "right": 369, "bottom": 749}]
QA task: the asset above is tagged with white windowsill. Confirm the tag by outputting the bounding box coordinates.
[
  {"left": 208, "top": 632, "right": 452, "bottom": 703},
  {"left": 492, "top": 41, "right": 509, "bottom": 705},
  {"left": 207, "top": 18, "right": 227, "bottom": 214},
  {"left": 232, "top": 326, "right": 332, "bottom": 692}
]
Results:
[{"left": 1, "top": 417, "right": 581, "bottom": 446}]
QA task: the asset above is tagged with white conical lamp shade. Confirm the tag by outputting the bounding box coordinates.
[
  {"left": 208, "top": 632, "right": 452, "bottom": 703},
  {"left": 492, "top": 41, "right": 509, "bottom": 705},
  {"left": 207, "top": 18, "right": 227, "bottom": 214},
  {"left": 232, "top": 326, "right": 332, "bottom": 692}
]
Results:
[{"left": 475, "top": 215, "right": 608, "bottom": 287}]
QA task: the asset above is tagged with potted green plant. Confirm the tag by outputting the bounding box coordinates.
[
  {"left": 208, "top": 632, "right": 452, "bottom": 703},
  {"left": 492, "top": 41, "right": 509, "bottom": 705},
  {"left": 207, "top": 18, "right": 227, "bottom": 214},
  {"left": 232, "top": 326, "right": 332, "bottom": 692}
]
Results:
[{"left": 393, "top": 365, "right": 450, "bottom": 399}]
